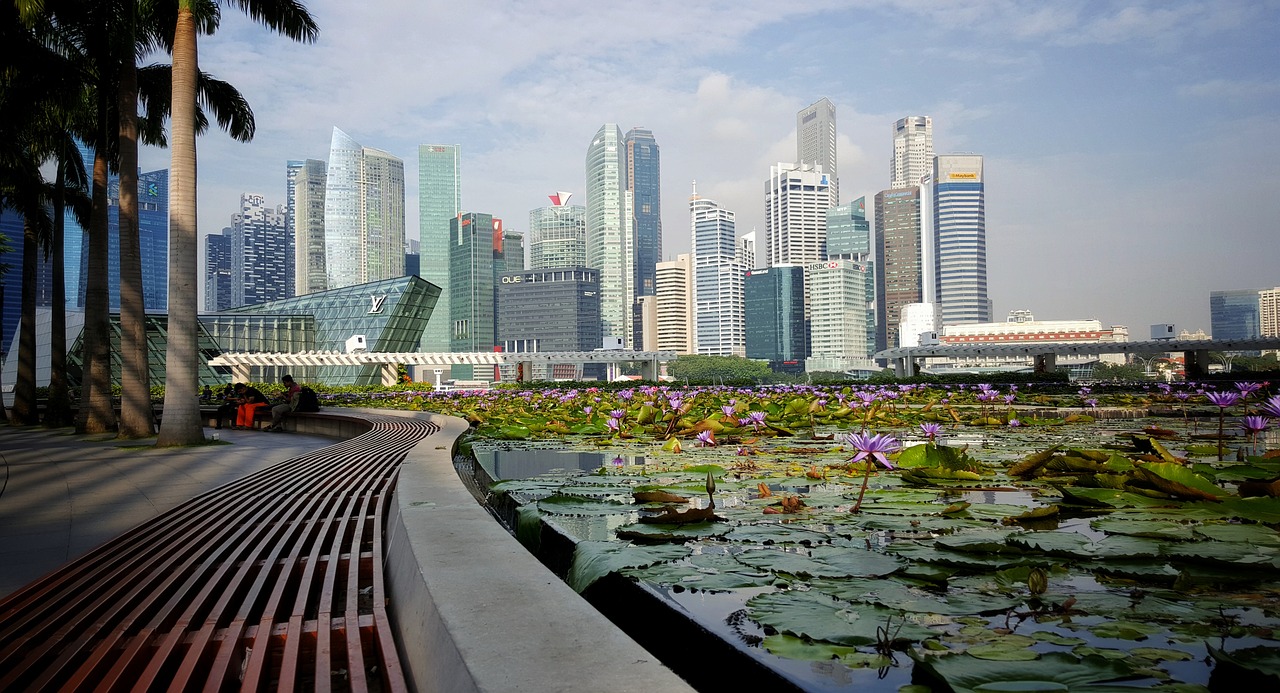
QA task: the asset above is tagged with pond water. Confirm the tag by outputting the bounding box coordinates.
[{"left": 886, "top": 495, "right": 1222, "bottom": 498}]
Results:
[{"left": 474, "top": 415, "right": 1280, "bottom": 692}]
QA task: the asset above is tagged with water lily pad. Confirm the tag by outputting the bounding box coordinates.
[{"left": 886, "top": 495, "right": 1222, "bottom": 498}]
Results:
[
  {"left": 811, "top": 577, "right": 1021, "bottom": 616},
  {"left": 1135, "top": 463, "right": 1222, "bottom": 501},
  {"left": 723, "top": 523, "right": 833, "bottom": 546},
  {"left": 1206, "top": 643, "right": 1280, "bottom": 682},
  {"left": 1087, "top": 620, "right": 1163, "bottom": 640},
  {"left": 735, "top": 546, "right": 901, "bottom": 578},
  {"left": 625, "top": 553, "right": 775, "bottom": 591},
  {"left": 760, "top": 633, "right": 861, "bottom": 661},
  {"left": 909, "top": 651, "right": 1136, "bottom": 693},
  {"left": 1192, "top": 523, "right": 1280, "bottom": 545},
  {"left": 566, "top": 541, "right": 690, "bottom": 592},
  {"left": 1090, "top": 518, "right": 1196, "bottom": 541},
  {"left": 935, "top": 529, "right": 1025, "bottom": 554},
  {"left": 966, "top": 642, "right": 1042, "bottom": 661},
  {"left": 1057, "top": 487, "right": 1176, "bottom": 509},
  {"left": 746, "top": 590, "right": 936, "bottom": 645},
  {"left": 1007, "top": 531, "right": 1093, "bottom": 558},
  {"left": 537, "top": 495, "right": 632, "bottom": 516}
]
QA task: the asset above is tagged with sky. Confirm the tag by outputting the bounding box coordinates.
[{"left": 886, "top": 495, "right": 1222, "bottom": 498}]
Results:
[{"left": 136, "top": 0, "right": 1280, "bottom": 337}]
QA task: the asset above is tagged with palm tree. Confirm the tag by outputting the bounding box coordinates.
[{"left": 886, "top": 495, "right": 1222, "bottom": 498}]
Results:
[{"left": 157, "top": 0, "right": 316, "bottom": 447}]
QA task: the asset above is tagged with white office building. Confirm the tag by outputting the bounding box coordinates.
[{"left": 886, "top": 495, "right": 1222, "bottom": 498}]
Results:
[
  {"left": 655, "top": 253, "right": 694, "bottom": 355},
  {"left": 797, "top": 98, "right": 839, "bottom": 207},
  {"left": 806, "top": 259, "right": 876, "bottom": 373},
  {"left": 891, "top": 116, "right": 934, "bottom": 189},
  {"left": 933, "top": 154, "right": 990, "bottom": 325},
  {"left": 586, "top": 124, "right": 636, "bottom": 348},
  {"left": 691, "top": 187, "right": 745, "bottom": 356}
]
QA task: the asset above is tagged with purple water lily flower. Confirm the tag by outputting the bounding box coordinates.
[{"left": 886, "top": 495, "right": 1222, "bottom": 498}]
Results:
[
  {"left": 604, "top": 417, "right": 620, "bottom": 432},
  {"left": 1260, "top": 395, "right": 1280, "bottom": 419},
  {"left": 744, "top": 411, "right": 767, "bottom": 430},
  {"left": 1008, "top": 419, "right": 1022, "bottom": 427},
  {"left": 609, "top": 409, "right": 626, "bottom": 420},
  {"left": 722, "top": 405, "right": 737, "bottom": 418},
  {"left": 919, "top": 423, "right": 942, "bottom": 442},
  {"left": 582, "top": 406, "right": 593, "bottom": 416},
  {"left": 1241, "top": 416, "right": 1270, "bottom": 435},
  {"left": 844, "top": 432, "right": 900, "bottom": 470},
  {"left": 1205, "top": 391, "right": 1241, "bottom": 409},
  {"left": 696, "top": 430, "right": 716, "bottom": 447}
]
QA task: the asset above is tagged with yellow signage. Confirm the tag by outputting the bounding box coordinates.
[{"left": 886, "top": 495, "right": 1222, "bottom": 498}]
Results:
[{"left": 949, "top": 172, "right": 978, "bottom": 180}]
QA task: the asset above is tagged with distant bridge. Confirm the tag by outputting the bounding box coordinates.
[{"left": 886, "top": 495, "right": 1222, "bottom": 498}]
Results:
[
  {"left": 874, "top": 337, "right": 1280, "bottom": 378},
  {"left": 207, "top": 350, "right": 679, "bottom": 385}
]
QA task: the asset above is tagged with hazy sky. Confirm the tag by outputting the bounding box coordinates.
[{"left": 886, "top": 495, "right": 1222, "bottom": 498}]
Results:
[{"left": 138, "top": 0, "right": 1280, "bottom": 335}]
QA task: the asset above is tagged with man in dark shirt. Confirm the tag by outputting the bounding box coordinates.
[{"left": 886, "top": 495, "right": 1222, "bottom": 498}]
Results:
[{"left": 233, "top": 383, "right": 269, "bottom": 429}]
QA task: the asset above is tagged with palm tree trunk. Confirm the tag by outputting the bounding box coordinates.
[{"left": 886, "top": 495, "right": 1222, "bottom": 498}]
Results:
[
  {"left": 117, "top": 15, "right": 153, "bottom": 439},
  {"left": 76, "top": 144, "right": 116, "bottom": 434},
  {"left": 11, "top": 218, "right": 40, "bottom": 425},
  {"left": 43, "top": 151, "right": 73, "bottom": 427},
  {"left": 157, "top": 3, "right": 203, "bottom": 446}
]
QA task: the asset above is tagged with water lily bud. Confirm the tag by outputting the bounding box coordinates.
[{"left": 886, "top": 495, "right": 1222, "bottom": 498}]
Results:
[
  {"left": 706, "top": 471, "right": 716, "bottom": 496},
  {"left": 1027, "top": 567, "right": 1048, "bottom": 595}
]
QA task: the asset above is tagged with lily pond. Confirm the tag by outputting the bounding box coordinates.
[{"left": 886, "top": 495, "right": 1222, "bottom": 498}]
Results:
[{"left": 419, "top": 383, "right": 1280, "bottom": 692}]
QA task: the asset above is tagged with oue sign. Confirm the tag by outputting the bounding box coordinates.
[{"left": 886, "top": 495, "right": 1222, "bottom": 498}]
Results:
[{"left": 501, "top": 275, "right": 524, "bottom": 284}]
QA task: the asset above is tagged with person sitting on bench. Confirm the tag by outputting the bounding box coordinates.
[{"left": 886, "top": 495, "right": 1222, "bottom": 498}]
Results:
[
  {"left": 233, "top": 383, "right": 269, "bottom": 429},
  {"left": 265, "top": 375, "right": 302, "bottom": 432}
]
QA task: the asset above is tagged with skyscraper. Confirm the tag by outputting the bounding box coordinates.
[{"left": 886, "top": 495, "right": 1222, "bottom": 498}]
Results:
[
  {"left": 764, "top": 162, "right": 832, "bottom": 268},
  {"left": 807, "top": 258, "right": 875, "bottom": 372},
  {"left": 891, "top": 116, "right": 934, "bottom": 189},
  {"left": 287, "top": 159, "right": 327, "bottom": 296},
  {"left": 449, "top": 212, "right": 508, "bottom": 358},
  {"left": 418, "top": 144, "right": 461, "bottom": 351},
  {"left": 690, "top": 185, "right": 745, "bottom": 356},
  {"left": 827, "top": 197, "right": 876, "bottom": 356},
  {"left": 625, "top": 128, "right": 662, "bottom": 298},
  {"left": 586, "top": 124, "right": 635, "bottom": 348},
  {"left": 230, "top": 193, "right": 290, "bottom": 308},
  {"left": 797, "top": 98, "right": 839, "bottom": 206},
  {"left": 874, "top": 187, "right": 924, "bottom": 350},
  {"left": 655, "top": 253, "right": 693, "bottom": 355},
  {"left": 323, "top": 127, "right": 406, "bottom": 290},
  {"left": 203, "top": 230, "right": 235, "bottom": 312},
  {"left": 529, "top": 192, "right": 587, "bottom": 269},
  {"left": 1210, "top": 289, "right": 1262, "bottom": 340},
  {"left": 933, "top": 154, "right": 990, "bottom": 325},
  {"left": 744, "top": 265, "right": 805, "bottom": 370},
  {"left": 1261, "top": 287, "right": 1280, "bottom": 338},
  {"left": 73, "top": 162, "right": 169, "bottom": 312}
]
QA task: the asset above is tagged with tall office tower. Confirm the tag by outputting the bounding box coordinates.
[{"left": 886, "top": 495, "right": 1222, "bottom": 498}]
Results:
[
  {"left": 738, "top": 231, "right": 755, "bottom": 271},
  {"left": 655, "top": 253, "right": 694, "bottom": 354},
  {"left": 625, "top": 128, "right": 662, "bottom": 297},
  {"left": 229, "top": 193, "right": 290, "bottom": 308},
  {"left": 75, "top": 165, "right": 170, "bottom": 311},
  {"left": 891, "top": 116, "right": 934, "bottom": 188},
  {"left": 497, "top": 267, "right": 602, "bottom": 355},
  {"left": 764, "top": 162, "right": 832, "bottom": 267},
  {"left": 636, "top": 295, "right": 658, "bottom": 351},
  {"left": 933, "top": 154, "right": 990, "bottom": 325},
  {"left": 1210, "top": 289, "right": 1263, "bottom": 339},
  {"left": 418, "top": 144, "right": 461, "bottom": 351},
  {"left": 448, "top": 212, "right": 507, "bottom": 363},
  {"left": 288, "top": 159, "right": 327, "bottom": 296},
  {"left": 529, "top": 192, "right": 586, "bottom": 269},
  {"left": 690, "top": 185, "right": 745, "bottom": 356},
  {"left": 323, "top": 127, "right": 406, "bottom": 290},
  {"left": 500, "top": 230, "right": 525, "bottom": 274},
  {"left": 586, "top": 124, "right": 635, "bottom": 348},
  {"left": 203, "top": 229, "right": 235, "bottom": 312},
  {"left": 744, "top": 265, "right": 806, "bottom": 371},
  {"left": 826, "top": 197, "right": 876, "bottom": 355},
  {"left": 806, "top": 258, "right": 874, "bottom": 372},
  {"left": 1261, "top": 287, "right": 1280, "bottom": 338},
  {"left": 874, "top": 187, "right": 924, "bottom": 350},
  {"left": 797, "top": 98, "right": 839, "bottom": 206}
]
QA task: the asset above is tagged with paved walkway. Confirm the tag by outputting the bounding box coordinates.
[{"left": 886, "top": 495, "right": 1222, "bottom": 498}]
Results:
[{"left": 0, "top": 425, "right": 336, "bottom": 598}]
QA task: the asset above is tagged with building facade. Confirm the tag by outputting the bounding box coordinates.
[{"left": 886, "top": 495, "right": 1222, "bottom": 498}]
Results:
[
  {"left": 933, "top": 311, "right": 1129, "bottom": 371},
  {"left": 933, "top": 154, "right": 990, "bottom": 325},
  {"left": 1261, "top": 287, "right": 1280, "bottom": 338},
  {"left": 73, "top": 167, "right": 169, "bottom": 312},
  {"left": 625, "top": 128, "right": 662, "bottom": 298},
  {"left": 691, "top": 189, "right": 745, "bottom": 356},
  {"left": 418, "top": 144, "right": 461, "bottom": 351},
  {"left": 230, "top": 193, "right": 291, "bottom": 308},
  {"left": 1210, "top": 289, "right": 1262, "bottom": 340},
  {"left": 288, "top": 159, "right": 327, "bottom": 296},
  {"left": 585, "top": 124, "right": 635, "bottom": 348},
  {"left": 655, "top": 253, "right": 693, "bottom": 354},
  {"left": 529, "top": 193, "right": 586, "bottom": 269},
  {"left": 797, "top": 98, "right": 839, "bottom": 207},
  {"left": 891, "top": 116, "right": 934, "bottom": 189},
  {"left": 324, "top": 127, "right": 406, "bottom": 290},
  {"left": 806, "top": 259, "right": 875, "bottom": 373},
  {"left": 764, "top": 162, "right": 832, "bottom": 268},
  {"left": 496, "top": 267, "right": 602, "bottom": 359},
  {"left": 744, "top": 265, "right": 805, "bottom": 370},
  {"left": 898, "top": 302, "right": 939, "bottom": 348},
  {"left": 874, "top": 187, "right": 923, "bottom": 350},
  {"left": 449, "top": 212, "right": 514, "bottom": 357}
]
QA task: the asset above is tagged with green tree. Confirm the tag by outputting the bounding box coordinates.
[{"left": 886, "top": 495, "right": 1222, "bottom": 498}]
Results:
[
  {"left": 157, "top": 0, "right": 316, "bottom": 447},
  {"left": 666, "top": 355, "right": 772, "bottom": 383},
  {"left": 1091, "top": 362, "right": 1147, "bottom": 381}
]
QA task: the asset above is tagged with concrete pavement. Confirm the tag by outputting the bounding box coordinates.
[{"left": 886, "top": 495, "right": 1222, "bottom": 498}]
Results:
[{"left": 0, "top": 425, "right": 337, "bottom": 598}]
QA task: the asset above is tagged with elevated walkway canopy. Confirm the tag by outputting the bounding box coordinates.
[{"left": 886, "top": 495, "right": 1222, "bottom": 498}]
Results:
[
  {"left": 875, "top": 337, "right": 1280, "bottom": 378},
  {"left": 208, "top": 351, "right": 679, "bottom": 385}
]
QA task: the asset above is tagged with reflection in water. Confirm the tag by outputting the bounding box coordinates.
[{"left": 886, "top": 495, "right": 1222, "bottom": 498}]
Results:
[{"left": 476, "top": 449, "right": 645, "bottom": 480}]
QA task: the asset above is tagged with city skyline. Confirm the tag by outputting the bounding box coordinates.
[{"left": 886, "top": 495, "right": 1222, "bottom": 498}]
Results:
[{"left": 136, "top": 1, "right": 1280, "bottom": 335}]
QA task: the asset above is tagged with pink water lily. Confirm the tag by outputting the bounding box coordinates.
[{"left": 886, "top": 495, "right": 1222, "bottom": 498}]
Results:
[{"left": 844, "top": 432, "right": 900, "bottom": 470}]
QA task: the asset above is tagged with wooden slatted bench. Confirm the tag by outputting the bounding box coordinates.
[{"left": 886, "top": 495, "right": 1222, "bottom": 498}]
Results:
[{"left": 0, "top": 412, "right": 441, "bottom": 691}]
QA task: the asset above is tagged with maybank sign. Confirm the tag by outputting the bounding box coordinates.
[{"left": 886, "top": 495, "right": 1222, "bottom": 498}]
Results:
[{"left": 948, "top": 172, "right": 979, "bottom": 181}]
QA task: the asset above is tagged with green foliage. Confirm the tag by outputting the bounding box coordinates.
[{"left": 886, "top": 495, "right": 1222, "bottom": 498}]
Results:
[
  {"left": 665, "top": 355, "right": 772, "bottom": 383},
  {"left": 1091, "top": 362, "right": 1149, "bottom": 381}
]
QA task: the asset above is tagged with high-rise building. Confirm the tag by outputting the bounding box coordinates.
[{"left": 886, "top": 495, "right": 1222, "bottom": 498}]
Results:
[
  {"left": 529, "top": 192, "right": 586, "bottom": 269},
  {"left": 625, "top": 128, "right": 662, "bottom": 298},
  {"left": 496, "top": 267, "right": 602, "bottom": 357},
  {"left": 636, "top": 295, "right": 658, "bottom": 352},
  {"left": 418, "top": 144, "right": 461, "bottom": 351},
  {"left": 826, "top": 197, "right": 871, "bottom": 259},
  {"left": 1210, "top": 289, "right": 1262, "bottom": 340},
  {"left": 229, "top": 193, "right": 290, "bottom": 308},
  {"left": 655, "top": 253, "right": 693, "bottom": 354},
  {"left": 203, "top": 230, "right": 235, "bottom": 312},
  {"left": 323, "top": 127, "right": 405, "bottom": 290},
  {"left": 691, "top": 186, "right": 745, "bottom": 356},
  {"left": 449, "top": 212, "right": 506, "bottom": 357},
  {"left": 744, "top": 265, "right": 805, "bottom": 370},
  {"left": 1261, "top": 288, "right": 1280, "bottom": 338},
  {"left": 764, "top": 162, "right": 832, "bottom": 268},
  {"left": 898, "top": 303, "right": 939, "bottom": 348},
  {"left": 797, "top": 98, "right": 839, "bottom": 206},
  {"left": 0, "top": 209, "right": 56, "bottom": 360},
  {"left": 874, "top": 187, "right": 924, "bottom": 350},
  {"left": 933, "top": 154, "right": 990, "bottom": 325},
  {"left": 74, "top": 166, "right": 169, "bottom": 312},
  {"left": 806, "top": 258, "right": 875, "bottom": 373},
  {"left": 288, "top": 159, "right": 327, "bottom": 296},
  {"left": 586, "top": 124, "right": 635, "bottom": 348},
  {"left": 891, "top": 116, "right": 934, "bottom": 189}
]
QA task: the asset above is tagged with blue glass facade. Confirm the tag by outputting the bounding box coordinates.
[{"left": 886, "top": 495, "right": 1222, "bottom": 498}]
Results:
[
  {"left": 744, "top": 266, "right": 806, "bottom": 369},
  {"left": 1210, "top": 289, "right": 1261, "bottom": 340},
  {"left": 626, "top": 128, "right": 662, "bottom": 297}
]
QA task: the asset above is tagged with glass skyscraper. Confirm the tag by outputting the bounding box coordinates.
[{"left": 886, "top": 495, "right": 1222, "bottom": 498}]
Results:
[
  {"left": 797, "top": 98, "right": 839, "bottom": 207},
  {"left": 288, "top": 159, "right": 327, "bottom": 296},
  {"left": 744, "top": 264, "right": 805, "bottom": 369},
  {"left": 418, "top": 144, "right": 460, "bottom": 351},
  {"left": 625, "top": 128, "right": 661, "bottom": 298},
  {"left": 691, "top": 188, "right": 745, "bottom": 356},
  {"left": 586, "top": 124, "right": 634, "bottom": 348},
  {"left": 71, "top": 162, "right": 169, "bottom": 313},
  {"left": 449, "top": 212, "right": 508, "bottom": 355},
  {"left": 529, "top": 193, "right": 586, "bottom": 269},
  {"left": 230, "top": 193, "right": 291, "bottom": 307},
  {"left": 324, "top": 127, "right": 405, "bottom": 290},
  {"left": 874, "top": 187, "right": 923, "bottom": 350},
  {"left": 1210, "top": 289, "right": 1262, "bottom": 340},
  {"left": 933, "top": 154, "right": 990, "bottom": 326}
]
